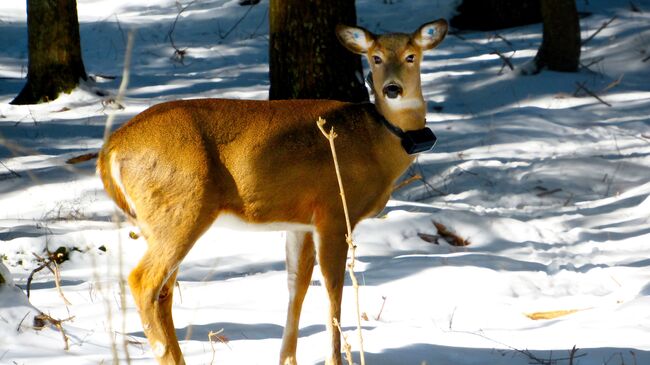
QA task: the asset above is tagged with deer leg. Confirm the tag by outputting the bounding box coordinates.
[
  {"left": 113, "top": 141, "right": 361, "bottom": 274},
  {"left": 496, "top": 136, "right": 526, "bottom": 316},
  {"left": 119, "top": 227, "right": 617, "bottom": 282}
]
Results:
[
  {"left": 279, "top": 231, "right": 316, "bottom": 365},
  {"left": 128, "top": 206, "right": 215, "bottom": 364},
  {"left": 128, "top": 246, "right": 184, "bottom": 364},
  {"left": 315, "top": 225, "right": 348, "bottom": 365}
]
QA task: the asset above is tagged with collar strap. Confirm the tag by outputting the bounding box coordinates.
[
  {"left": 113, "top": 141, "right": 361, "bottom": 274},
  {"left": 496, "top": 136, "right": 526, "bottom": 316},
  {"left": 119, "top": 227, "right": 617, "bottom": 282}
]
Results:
[{"left": 377, "top": 114, "right": 438, "bottom": 155}]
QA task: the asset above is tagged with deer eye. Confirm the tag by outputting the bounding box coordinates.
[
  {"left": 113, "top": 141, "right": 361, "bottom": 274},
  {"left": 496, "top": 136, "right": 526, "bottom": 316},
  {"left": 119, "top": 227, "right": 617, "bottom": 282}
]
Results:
[
  {"left": 406, "top": 54, "right": 415, "bottom": 63},
  {"left": 373, "top": 56, "right": 383, "bottom": 65}
]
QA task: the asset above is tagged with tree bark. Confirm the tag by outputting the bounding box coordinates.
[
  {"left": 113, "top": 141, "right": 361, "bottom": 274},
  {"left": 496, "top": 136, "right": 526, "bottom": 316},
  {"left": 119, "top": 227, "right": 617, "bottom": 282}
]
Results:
[
  {"left": 451, "top": 0, "right": 542, "bottom": 31},
  {"left": 533, "top": 0, "right": 581, "bottom": 72},
  {"left": 11, "top": 0, "right": 87, "bottom": 105},
  {"left": 269, "top": 0, "right": 368, "bottom": 102}
]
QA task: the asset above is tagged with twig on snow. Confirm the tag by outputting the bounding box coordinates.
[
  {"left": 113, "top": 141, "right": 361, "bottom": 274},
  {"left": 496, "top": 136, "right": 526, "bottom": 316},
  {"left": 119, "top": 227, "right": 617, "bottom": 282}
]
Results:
[
  {"left": 249, "top": 6, "right": 268, "bottom": 39},
  {"left": 536, "top": 188, "right": 562, "bottom": 197},
  {"left": 0, "top": 159, "right": 21, "bottom": 179},
  {"left": 601, "top": 74, "right": 624, "bottom": 93},
  {"left": 66, "top": 152, "right": 99, "bottom": 165},
  {"left": 16, "top": 311, "right": 31, "bottom": 332},
  {"left": 33, "top": 312, "right": 75, "bottom": 351},
  {"left": 451, "top": 329, "right": 587, "bottom": 365},
  {"left": 582, "top": 15, "right": 617, "bottom": 46},
  {"left": 433, "top": 222, "right": 470, "bottom": 247},
  {"left": 208, "top": 329, "right": 231, "bottom": 364},
  {"left": 492, "top": 33, "right": 513, "bottom": 47},
  {"left": 27, "top": 251, "right": 72, "bottom": 306},
  {"left": 630, "top": 1, "right": 642, "bottom": 12},
  {"left": 580, "top": 56, "right": 605, "bottom": 74},
  {"left": 568, "top": 345, "right": 580, "bottom": 365},
  {"left": 167, "top": 0, "right": 197, "bottom": 63},
  {"left": 392, "top": 174, "right": 422, "bottom": 192},
  {"left": 218, "top": 2, "right": 256, "bottom": 40},
  {"left": 374, "top": 296, "right": 387, "bottom": 321},
  {"left": 491, "top": 50, "right": 515, "bottom": 74},
  {"left": 575, "top": 81, "right": 612, "bottom": 107}
]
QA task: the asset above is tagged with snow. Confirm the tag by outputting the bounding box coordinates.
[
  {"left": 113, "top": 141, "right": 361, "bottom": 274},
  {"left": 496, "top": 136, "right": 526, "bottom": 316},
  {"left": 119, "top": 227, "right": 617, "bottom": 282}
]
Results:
[{"left": 2, "top": 0, "right": 650, "bottom": 364}]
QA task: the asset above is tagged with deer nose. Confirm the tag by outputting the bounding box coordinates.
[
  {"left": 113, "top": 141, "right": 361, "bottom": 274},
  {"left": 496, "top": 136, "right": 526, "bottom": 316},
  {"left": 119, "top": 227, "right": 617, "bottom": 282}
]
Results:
[{"left": 382, "top": 83, "right": 403, "bottom": 99}]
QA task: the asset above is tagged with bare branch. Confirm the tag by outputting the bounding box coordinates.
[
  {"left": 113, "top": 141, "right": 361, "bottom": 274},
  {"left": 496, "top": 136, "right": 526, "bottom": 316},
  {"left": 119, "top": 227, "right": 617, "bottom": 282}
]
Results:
[
  {"left": 575, "top": 82, "right": 612, "bottom": 107},
  {"left": 601, "top": 74, "right": 624, "bottom": 93},
  {"left": 374, "top": 296, "right": 387, "bottom": 321},
  {"left": 33, "top": 312, "right": 75, "bottom": 351},
  {"left": 392, "top": 174, "right": 422, "bottom": 192},
  {"left": 167, "top": 0, "right": 197, "bottom": 63},
  {"left": 582, "top": 15, "right": 617, "bottom": 46},
  {"left": 218, "top": 2, "right": 256, "bottom": 40}
]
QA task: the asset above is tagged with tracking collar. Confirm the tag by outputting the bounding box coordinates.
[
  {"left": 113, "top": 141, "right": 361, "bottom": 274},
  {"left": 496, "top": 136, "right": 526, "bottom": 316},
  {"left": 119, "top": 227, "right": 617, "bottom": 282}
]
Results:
[
  {"left": 364, "top": 73, "right": 437, "bottom": 154},
  {"left": 377, "top": 114, "right": 437, "bottom": 155}
]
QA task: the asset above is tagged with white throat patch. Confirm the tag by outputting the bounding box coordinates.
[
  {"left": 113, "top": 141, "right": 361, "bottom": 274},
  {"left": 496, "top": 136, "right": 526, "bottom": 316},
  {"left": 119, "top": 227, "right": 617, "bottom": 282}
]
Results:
[{"left": 383, "top": 96, "right": 424, "bottom": 111}]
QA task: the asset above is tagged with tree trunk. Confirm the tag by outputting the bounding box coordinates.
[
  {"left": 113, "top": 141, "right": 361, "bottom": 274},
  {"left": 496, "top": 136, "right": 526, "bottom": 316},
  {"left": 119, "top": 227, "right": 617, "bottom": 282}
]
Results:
[
  {"left": 11, "top": 0, "right": 87, "bottom": 105},
  {"left": 269, "top": 0, "right": 369, "bottom": 102},
  {"left": 451, "top": 0, "right": 542, "bottom": 31},
  {"left": 532, "top": 0, "right": 581, "bottom": 73}
]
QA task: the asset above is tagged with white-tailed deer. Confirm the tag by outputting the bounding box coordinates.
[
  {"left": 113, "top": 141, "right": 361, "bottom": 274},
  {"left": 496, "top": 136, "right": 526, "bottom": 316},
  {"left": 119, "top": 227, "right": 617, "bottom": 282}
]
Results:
[{"left": 98, "top": 19, "right": 447, "bottom": 365}]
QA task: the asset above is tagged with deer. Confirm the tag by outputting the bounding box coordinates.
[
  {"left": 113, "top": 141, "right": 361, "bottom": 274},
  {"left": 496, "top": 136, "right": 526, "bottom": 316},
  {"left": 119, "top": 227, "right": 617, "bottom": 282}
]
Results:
[{"left": 97, "top": 18, "right": 448, "bottom": 365}]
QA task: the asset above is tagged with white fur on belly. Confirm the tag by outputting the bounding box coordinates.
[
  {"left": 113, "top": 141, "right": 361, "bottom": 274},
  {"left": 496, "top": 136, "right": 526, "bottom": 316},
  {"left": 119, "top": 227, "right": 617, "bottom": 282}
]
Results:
[{"left": 213, "top": 212, "right": 314, "bottom": 232}]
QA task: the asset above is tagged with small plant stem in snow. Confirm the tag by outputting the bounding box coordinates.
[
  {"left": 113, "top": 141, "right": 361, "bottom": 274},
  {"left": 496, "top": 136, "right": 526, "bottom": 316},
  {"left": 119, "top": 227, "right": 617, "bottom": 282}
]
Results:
[
  {"left": 392, "top": 174, "right": 422, "bottom": 192},
  {"left": 332, "top": 318, "right": 353, "bottom": 365},
  {"left": 102, "top": 30, "right": 135, "bottom": 365},
  {"left": 33, "top": 312, "right": 75, "bottom": 351},
  {"left": 375, "top": 296, "right": 387, "bottom": 321},
  {"left": 317, "top": 117, "right": 366, "bottom": 365}
]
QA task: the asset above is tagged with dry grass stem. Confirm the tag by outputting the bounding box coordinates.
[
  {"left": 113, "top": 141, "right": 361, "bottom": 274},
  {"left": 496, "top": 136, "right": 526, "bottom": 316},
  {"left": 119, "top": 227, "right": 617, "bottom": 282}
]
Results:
[
  {"left": 393, "top": 174, "right": 422, "bottom": 192},
  {"left": 26, "top": 252, "right": 71, "bottom": 307},
  {"left": 52, "top": 261, "right": 72, "bottom": 307},
  {"left": 525, "top": 308, "right": 587, "bottom": 320},
  {"left": 66, "top": 152, "right": 99, "bottom": 164},
  {"left": 33, "top": 312, "right": 75, "bottom": 350},
  {"left": 332, "top": 318, "right": 353, "bottom": 365},
  {"left": 99, "top": 30, "right": 135, "bottom": 365},
  {"left": 602, "top": 74, "right": 624, "bottom": 93},
  {"left": 208, "top": 329, "right": 231, "bottom": 364},
  {"left": 317, "top": 117, "right": 366, "bottom": 365},
  {"left": 375, "top": 296, "right": 387, "bottom": 321}
]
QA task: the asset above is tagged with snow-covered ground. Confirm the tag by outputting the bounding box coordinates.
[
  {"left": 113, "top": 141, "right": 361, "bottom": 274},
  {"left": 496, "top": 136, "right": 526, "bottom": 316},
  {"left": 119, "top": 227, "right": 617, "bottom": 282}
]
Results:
[{"left": 1, "top": 0, "right": 650, "bottom": 364}]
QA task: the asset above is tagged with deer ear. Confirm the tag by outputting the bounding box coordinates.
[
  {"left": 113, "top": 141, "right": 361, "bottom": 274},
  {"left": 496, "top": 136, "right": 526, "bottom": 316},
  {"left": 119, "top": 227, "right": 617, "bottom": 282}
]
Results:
[
  {"left": 413, "top": 19, "right": 448, "bottom": 50},
  {"left": 336, "top": 24, "right": 375, "bottom": 54}
]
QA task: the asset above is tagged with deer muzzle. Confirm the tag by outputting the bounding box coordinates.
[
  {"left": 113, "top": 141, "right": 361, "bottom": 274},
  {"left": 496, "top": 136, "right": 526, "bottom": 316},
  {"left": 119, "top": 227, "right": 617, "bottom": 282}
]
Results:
[{"left": 382, "top": 83, "right": 403, "bottom": 99}]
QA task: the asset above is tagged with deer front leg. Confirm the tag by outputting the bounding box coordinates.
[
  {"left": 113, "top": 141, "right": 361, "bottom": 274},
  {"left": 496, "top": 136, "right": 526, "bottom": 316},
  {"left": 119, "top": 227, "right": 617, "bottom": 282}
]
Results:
[
  {"left": 280, "top": 231, "right": 316, "bottom": 365},
  {"left": 315, "top": 224, "right": 349, "bottom": 365}
]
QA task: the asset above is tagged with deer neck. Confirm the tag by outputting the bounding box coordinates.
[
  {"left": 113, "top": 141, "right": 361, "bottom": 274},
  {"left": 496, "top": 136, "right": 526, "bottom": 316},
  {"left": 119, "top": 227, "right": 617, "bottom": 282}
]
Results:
[
  {"left": 369, "top": 84, "right": 437, "bottom": 157},
  {"left": 374, "top": 90, "right": 426, "bottom": 132}
]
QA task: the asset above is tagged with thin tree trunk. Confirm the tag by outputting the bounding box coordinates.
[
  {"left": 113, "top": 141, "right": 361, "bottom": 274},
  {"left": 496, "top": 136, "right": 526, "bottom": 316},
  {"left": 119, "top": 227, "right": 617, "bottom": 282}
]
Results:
[
  {"left": 451, "top": 0, "right": 542, "bottom": 31},
  {"left": 269, "top": 0, "right": 368, "bottom": 102},
  {"left": 532, "top": 0, "right": 581, "bottom": 72},
  {"left": 11, "top": 0, "right": 87, "bottom": 105}
]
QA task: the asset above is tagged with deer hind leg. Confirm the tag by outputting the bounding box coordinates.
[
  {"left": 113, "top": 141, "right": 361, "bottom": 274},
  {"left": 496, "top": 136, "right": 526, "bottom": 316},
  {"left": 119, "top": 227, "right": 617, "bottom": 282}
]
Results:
[
  {"left": 280, "top": 231, "right": 316, "bottom": 365},
  {"left": 128, "top": 210, "right": 215, "bottom": 365},
  {"left": 315, "top": 224, "right": 349, "bottom": 365}
]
